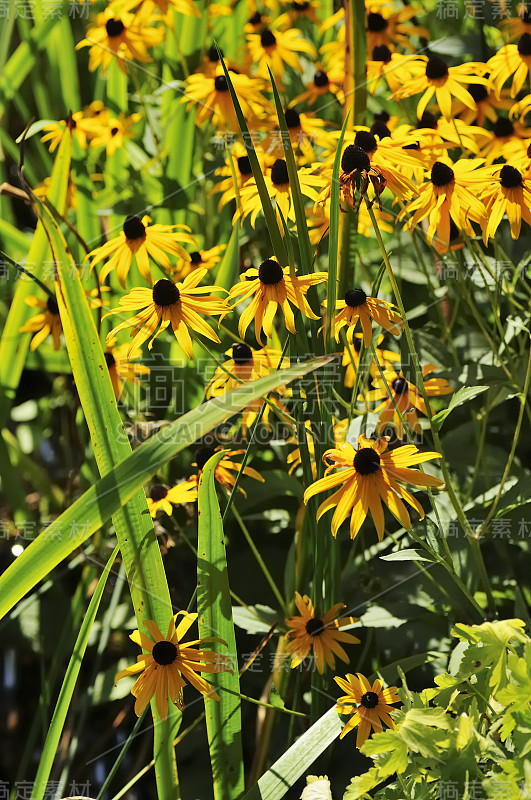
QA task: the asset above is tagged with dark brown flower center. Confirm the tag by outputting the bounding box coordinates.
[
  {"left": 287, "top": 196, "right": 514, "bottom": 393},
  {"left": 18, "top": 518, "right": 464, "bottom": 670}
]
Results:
[
  {"left": 208, "top": 44, "right": 221, "bottom": 62},
  {"left": 500, "top": 164, "right": 523, "bottom": 188},
  {"left": 237, "top": 155, "right": 252, "bottom": 176},
  {"left": 105, "top": 17, "right": 125, "bottom": 36},
  {"left": 305, "top": 617, "right": 324, "bottom": 636},
  {"left": 345, "top": 288, "right": 367, "bottom": 308},
  {"left": 353, "top": 448, "right": 381, "bottom": 475},
  {"left": 431, "top": 161, "right": 454, "bottom": 187},
  {"left": 403, "top": 142, "right": 420, "bottom": 150},
  {"left": 360, "top": 691, "right": 379, "bottom": 708},
  {"left": 259, "top": 258, "right": 284, "bottom": 285},
  {"left": 355, "top": 130, "right": 378, "bottom": 153},
  {"left": 313, "top": 69, "right": 329, "bottom": 87},
  {"left": 271, "top": 158, "right": 289, "bottom": 186},
  {"left": 260, "top": 27, "right": 276, "bottom": 47},
  {"left": 284, "top": 108, "right": 301, "bottom": 129},
  {"left": 214, "top": 75, "right": 229, "bottom": 92},
  {"left": 110, "top": 127, "right": 119, "bottom": 136},
  {"left": 150, "top": 484, "right": 169, "bottom": 502},
  {"left": 248, "top": 11, "right": 263, "bottom": 25},
  {"left": 104, "top": 351, "right": 116, "bottom": 368},
  {"left": 370, "top": 120, "right": 391, "bottom": 139},
  {"left": 392, "top": 376, "right": 408, "bottom": 394},
  {"left": 123, "top": 215, "right": 146, "bottom": 240},
  {"left": 292, "top": 1, "right": 310, "bottom": 10},
  {"left": 493, "top": 117, "right": 514, "bottom": 138},
  {"left": 152, "top": 279, "right": 180, "bottom": 307},
  {"left": 232, "top": 342, "right": 253, "bottom": 364},
  {"left": 46, "top": 296, "right": 59, "bottom": 315},
  {"left": 418, "top": 110, "right": 438, "bottom": 129},
  {"left": 517, "top": 32, "right": 531, "bottom": 55},
  {"left": 341, "top": 144, "right": 370, "bottom": 173},
  {"left": 523, "top": 8, "right": 531, "bottom": 22},
  {"left": 371, "top": 44, "right": 392, "bottom": 62},
  {"left": 367, "top": 12, "right": 388, "bottom": 31},
  {"left": 468, "top": 83, "right": 488, "bottom": 102},
  {"left": 195, "top": 446, "right": 217, "bottom": 471},
  {"left": 352, "top": 338, "right": 362, "bottom": 352},
  {"left": 152, "top": 640, "right": 178, "bottom": 666},
  {"left": 189, "top": 251, "right": 202, "bottom": 264},
  {"left": 374, "top": 110, "right": 390, "bottom": 123},
  {"left": 425, "top": 54, "right": 449, "bottom": 80}
]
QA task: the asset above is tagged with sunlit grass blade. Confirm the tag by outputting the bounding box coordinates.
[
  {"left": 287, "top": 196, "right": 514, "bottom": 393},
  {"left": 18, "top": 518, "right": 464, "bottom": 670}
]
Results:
[
  {"left": 0, "top": 354, "right": 333, "bottom": 621},
  {"left": 218, "top": 54, "right": 288, "bottom": 266},
  {"left": 197, "top": 451, "right": 244, "bottom": 800},
  {"left": 31, "top": 546, "right": 119, "bottom": 800}
]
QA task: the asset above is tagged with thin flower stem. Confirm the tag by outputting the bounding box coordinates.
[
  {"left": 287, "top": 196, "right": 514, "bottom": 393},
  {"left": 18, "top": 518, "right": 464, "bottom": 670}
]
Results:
[{"left": 365, "top": 199, "right": 495, "bottom": 617}]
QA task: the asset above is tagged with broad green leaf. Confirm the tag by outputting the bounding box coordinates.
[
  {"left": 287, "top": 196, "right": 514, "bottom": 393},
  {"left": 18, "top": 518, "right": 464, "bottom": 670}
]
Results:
[
  {"left": 242, "top": 707, "right": 342, "bottom": 800},
  {"left": 431, "top": 385, "right": 489, "bottom": 431},
  {"left": 31, "top": 547, "right": 118, "bottom": 800},
  {"left": 0, "top": 355, "right": 331, "bottom": 621},
  {"left": 215, "top": 222, "right": 239, "bottom": 291},
  {"left": 197, "top": 450, "right": 244, "bottom": 800},
  {"left": 232, "top": 604, "right": 280, "bottom": 634}
]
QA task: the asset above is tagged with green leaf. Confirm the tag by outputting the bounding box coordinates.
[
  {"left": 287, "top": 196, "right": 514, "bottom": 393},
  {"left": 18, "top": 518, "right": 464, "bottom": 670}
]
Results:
[
  {"left": 380, "top": 549, "right": 435, "bottom": 563},
  {"left": 0, "top": 355, "right": 331, "bottom": 622},
  {"left": 431, "top": 385, "right": 489, "bottom": 431},
  {"left": 215, "top": 223, "right": 240, "bottom": 291},
  {"left": 197, "top": 450, "right": 245, "bottom": 800},
  {"left": 232, "top": 605, "right": 280, "bottom": 634},
  {"left": 242, "top": 707, "right": 342, "bottom": 800}
]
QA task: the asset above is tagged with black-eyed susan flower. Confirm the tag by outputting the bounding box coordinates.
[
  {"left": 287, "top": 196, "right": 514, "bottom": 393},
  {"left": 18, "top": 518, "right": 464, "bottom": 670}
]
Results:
[
  {"left": 480, "top": 164, "right": 531, "bottom": 243},
  {"left": 192, "top": 445, "right": 264, "bottom": 495},
  {"left": 284, "top": 592, "right": 360, "bottom": 675},
  {"left": 328, "top": 288, "right": 403, "bottom": 348},
  {"left": 87, "top": 215, "right": 196, "bottom": 287},
  {"left": 205, "top": 343, "right": 291, "bottom": 432},
  {"left": 454, "top": 82, "right": 513, "bottom": 126},
  {"left": 398, "top": 158, "right": 493, "bottom": 251},
  {"left": 105, "top": 339, "right": 150, "bottom": 400},
  {"left": 366, "top": 2, "right": 429, "bottom": 53},
  {"left": 171, "top": 245, "right": 226, "bottom": 281},
  {"left": 303, "top": 435, "right": 444, "bottom": 540},
  {"left": 105, "top": 270, "right": 228, "bottom": 359},
  {"left": 150, "top": 0, "right": 200, "bottom": 19},
  {"left": 262, "top": 107, "right": 329, "bottom": 164},
  {"left": 40, "top": 112, "right": 94, "bottom": 152},
  {"left": 83, "top": 111, "right": 142, "bottom": 156},
  {"left": 211, "top": 141, "right": 270, "bottom": 211},
  {"left": 335, "top": 672, "right": 401, "bottom": 748},
  {"left": 246, "top": 25, "right": 315, "bottom": 83},
  {"left": 182, "top": 68, "right": 271, "bottom": 130},
  {"left": 227, "top": 258, "right": 326, "bottom": 345},
  {"left": 291, "top": 67, "right": 344, "bottom": 106},
  {"left": 364, "top": 365, "right": 453, "bottom": 440},
  {"left": 342, "top": 335, "right": 400, "bottom": 388},
  {"left": 316, "top": 145, "right": 387, "bottom": 214},
  {"left": 237, "top": 157, "right": 327, "bottom": 228},
  {"left": 366, "top": 46, "right": 418, "bottom": 94},
  {"left": 502, "top": 7, "right": 531, "bottom": 41},
  {"left": 114, "top": 612, "right": 233, "bottom": 718},
  {"left": 146, "top": 478, "right": 198, "bottom": 517},
  {"left": 20, "top": 294, "right": 62, "bottom": 351},
  {"left": 76, "top": 4, "right": 164, "bottom": 74},
  {"left": 276, "top": 0, "right": 321, "bottom": 29},
  {"left": 489, "top": 34, "right": 531, "bottom": 97},
  {"left": 478, "top": 116, "right": 531, "bottom": 165},
  {"left": 393, "top": 54, "right": 488, "bottom": 120}
]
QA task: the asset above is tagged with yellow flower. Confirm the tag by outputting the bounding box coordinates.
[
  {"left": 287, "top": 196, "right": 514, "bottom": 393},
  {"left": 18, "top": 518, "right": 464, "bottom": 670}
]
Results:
[
  {"left": 105, "top": 269, "right": 228, "bottom": 359},
  {"left": 40, "top": 112, "right": 94, "bottom": 152},
  {"left": 328, "top": 288, "right": 403, "bottom": 348},
  {"left": 342, "top": 335, "right": 400, "bottom": 388},
  {"left": 246, "top": 26, "right": 315, "bottom": 83},
  {"left": 192, "top": 446, "right": 264, "bottom": 496},
  {"left": 364, "top": 364, "right": 453, "bottom": 440},
  {"left": 366, "top": 4, "right": 429, "bottom": 53},
  {"left": 489, "top": 35, "right": 531, "bottom": 97},
  {"left": 87, "top": 215, "right": 196, "bottom": 287},
  {"left": 335, "top": 672, "right": 401, "bottom": 748},
  {"left": 287, "top": 418, "right": 347, "bottom": 478},
  {"left": 480, "top": 164, "right": 531, "bottom": 243},
  {"left": 285, "top": 592, "right": 360, "bottom": 675},
  {"left": 291, "top": 66, "right": 345, "bottom": 106},
  {"left": 146, "top": 478, "right": 198, "bottom": 517},
  {"left": 393, "top": 55, "right": 489, "bottom": 120},
  {"left": 83, "top": 112, "right": 142, "bottom": 156},
  {"left": 261, "top": 107, "right": 329, "bottom": 164},
  {"left": 171, "top": 245, "right": 226, "bottom": 280},
  {"left": 478, "top": 116, "right": 531, "bottom": 165},
  {"left": 114, "top": 613, "right": 233, "bottom": 719},
  {"left": 105, "top": 340, "right": 150, "bottom": 400},
  {"left": 76, "top": 4, "right": 164, "bottom": 74},
  {"left": 182, "top": 68, "right": 271, "bottom": 130},
  {"left": 303, "top": 435, "right": 444, "bottom": 541},
  {"left": 20, "top": 294, "right": 62, "bottom": 351},
  {"left": 227, "top": 258, "right": 326, "bottom": 345}
]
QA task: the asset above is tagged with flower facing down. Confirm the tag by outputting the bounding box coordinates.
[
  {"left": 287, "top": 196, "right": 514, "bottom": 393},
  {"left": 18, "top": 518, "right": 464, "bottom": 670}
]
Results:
[
  {"left": 115, "top": 612, "right": 233, "bottom": 718},
  {"left": 303, "top": 436, "right": 444, "bottom": 541},
  {"left": 228, "top": 258, "right": 326, "bottom": 345},
  {"left": 335, "top": 672, "right": 401, "bottom": 748},
  {"left": 329, "top": 287, "right": 403, "bottom": 348},
  {"left": 104, "top": 270, "right": 228, "bottom": 359},
  {"left": 285, "top": 592, "right": 360, "bottom": 674}
]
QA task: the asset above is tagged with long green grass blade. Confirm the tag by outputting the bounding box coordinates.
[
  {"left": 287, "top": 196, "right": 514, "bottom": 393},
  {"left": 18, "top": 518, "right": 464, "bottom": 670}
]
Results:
[{"left": 197, "top": 451, "right": 244, "bottom": 800}]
